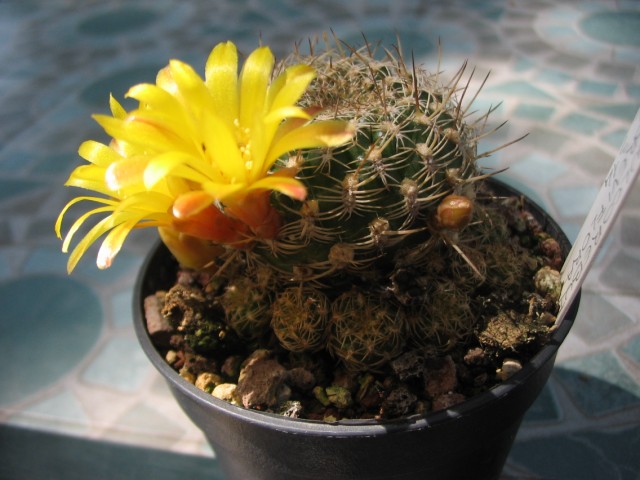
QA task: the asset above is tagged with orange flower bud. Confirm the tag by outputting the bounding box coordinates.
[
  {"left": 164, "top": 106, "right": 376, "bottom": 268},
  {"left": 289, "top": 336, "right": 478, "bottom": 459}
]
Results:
[{"left": 435, "top": 194, "right": 473, "bottom": 231}]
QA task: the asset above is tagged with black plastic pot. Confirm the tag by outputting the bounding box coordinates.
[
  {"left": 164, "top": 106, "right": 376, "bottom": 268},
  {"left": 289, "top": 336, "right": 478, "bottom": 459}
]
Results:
[{"left": 133, "top": 180, "right": 580, "bottom": 480}]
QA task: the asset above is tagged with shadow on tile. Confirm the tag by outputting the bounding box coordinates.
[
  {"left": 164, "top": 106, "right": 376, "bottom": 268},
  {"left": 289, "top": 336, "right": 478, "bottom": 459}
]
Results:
[
  {"left": 508, "top": 367, "right": 640, "bottom": 480},
  {"left": 0, "top": 425, "right": 223, "bottom": 480}
]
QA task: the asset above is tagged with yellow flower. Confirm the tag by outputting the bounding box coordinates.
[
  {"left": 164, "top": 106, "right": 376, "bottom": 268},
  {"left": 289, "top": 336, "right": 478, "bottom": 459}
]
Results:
[{"left": 56, "top": 41, "right": 354, "bottom": 273}]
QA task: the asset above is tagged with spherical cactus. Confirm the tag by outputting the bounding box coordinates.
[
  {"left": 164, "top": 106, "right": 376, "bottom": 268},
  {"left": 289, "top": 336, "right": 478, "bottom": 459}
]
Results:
[
  {"left": 328, "top": 290, "right": 406, "bottom": 371},
  {"left": 245, "top": 40, "right": 483, "bottom": 288},
  {"left": 271, "top": 286, "right": 330, "bottom": 353},
  {"left": 220, "top": 275, "right": 272, "bottom": 340}
]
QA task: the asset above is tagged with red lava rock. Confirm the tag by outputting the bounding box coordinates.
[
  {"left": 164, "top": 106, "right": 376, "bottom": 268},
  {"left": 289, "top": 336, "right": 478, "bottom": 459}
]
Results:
[
  {"left": 286, "top": 367, "right": 316, "bottom": 391},
  {"left": 236, "top": 352, "right": 287, "bottom": 409},
  {"left": 463, "top": 347, "right": 488, "bottom": 366},
  {"left": 381, "top": 385, "right": 417, "bottom": 418},
  {"left": 432, "top": 392, "right": 466, "bottom": 411},
  {"left": 144, "top": 293, "right": 173, "bottom": 347},
  {"left": 390, "top": 350, "right": 425, "bottom": 381},
  {"left": 424, "top": 355, "right": 458, "bottom": 398},
  {"left": 540, "top": 237, "right": 563, "bottom": 269}
]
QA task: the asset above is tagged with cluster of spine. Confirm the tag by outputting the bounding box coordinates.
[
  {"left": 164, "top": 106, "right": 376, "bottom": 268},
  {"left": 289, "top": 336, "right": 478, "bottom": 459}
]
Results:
[{"left": 205, "top": 39, "right": 525, "bottom": 371}]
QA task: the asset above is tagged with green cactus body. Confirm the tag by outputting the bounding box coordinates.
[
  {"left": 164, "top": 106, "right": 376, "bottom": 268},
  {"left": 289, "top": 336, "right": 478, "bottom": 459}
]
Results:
[{"left": 249, "top": 44, "right": 480, "bottom": 285}]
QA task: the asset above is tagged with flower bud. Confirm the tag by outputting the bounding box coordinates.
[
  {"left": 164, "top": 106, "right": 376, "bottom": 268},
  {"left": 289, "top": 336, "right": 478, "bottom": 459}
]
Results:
[{"left": 435, "top": 194, "right": 474, "bottom": 231}]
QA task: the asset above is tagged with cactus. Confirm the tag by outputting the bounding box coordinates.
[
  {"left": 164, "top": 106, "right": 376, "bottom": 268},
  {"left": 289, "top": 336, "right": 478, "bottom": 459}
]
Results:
[
  {"left": 248, "top": 42, "right": 484, "bottom": 284},
  {"left": 202, "top": 38, "right": 521, "bottom": 369}
]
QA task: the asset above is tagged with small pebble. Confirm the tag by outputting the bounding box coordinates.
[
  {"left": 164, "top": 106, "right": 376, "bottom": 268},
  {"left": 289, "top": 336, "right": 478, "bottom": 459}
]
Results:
[
  {"left": 326, "top": 385, "right": 352, "bottom": 409},
  {"left": 496, "top": 358, "right": 522, "bottom": 381},
  {"left": 212, "top": 383, "right": 240, "bottom": 405},
  {"left": 195, "top": 372, "right": 223, "bottom": 393}
]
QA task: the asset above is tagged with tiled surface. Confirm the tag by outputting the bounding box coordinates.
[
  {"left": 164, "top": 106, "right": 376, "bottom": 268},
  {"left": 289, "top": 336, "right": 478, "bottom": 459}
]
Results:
[{"left": 1, "top": 0, "right": 639, "bottom": 478}]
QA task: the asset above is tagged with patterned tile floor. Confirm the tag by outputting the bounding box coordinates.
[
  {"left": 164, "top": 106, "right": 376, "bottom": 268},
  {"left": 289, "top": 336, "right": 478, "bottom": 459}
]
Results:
[{"left": 0, "top": 0, "right": 639, "bottom": 478}]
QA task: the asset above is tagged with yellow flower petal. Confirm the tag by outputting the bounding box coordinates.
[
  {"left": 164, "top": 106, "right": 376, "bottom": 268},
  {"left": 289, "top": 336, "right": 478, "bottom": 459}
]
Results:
[
  {"left": 205, "top": 41, "right": 239, "bottom": 127},
  {"left": 201, "top": 182, "right": 246, "bottom": 202},
  {"left": 126, "top": 83, "right": 186, "bottom": 123},
  {"left": 109, "top": 94, "right": 128, "bottom": 119},
  {"left": 239, "top": 46, "right": 274, "bottom": 129},
  {"left": 267, "top": 120, "right": 356, "bottom": 166},
  {"left": 106, "top": 156, "right": 148, "bottom": 192},
  {"left": 78, "top": 140, "right": 122, "bottom": 167},
  {"left": 267, "top": 64, "right": 315, "bottom": 113},
  {"left": 55, "top": 196, "right": 118, "bottom": 240},
  {"left": 143, "top": 151, "right": 217, "bottom": 189},
  {"left": 263, "top": 106, "right": 311, "bottom": 126},
  {"left": 201, "top": 112, "right": 246, "bottom": 182},
  {"left": 156, "top": 65, "right": 178, "bottom": 96},
  {"left": 97, "top": 219, "right": 138, "bottom": 269},
  {"left": 249, "top": 175, "right": 307, "bottom": 201},
  {"left": 93, "top": 114, "right": 185, "bottom": 154},
  {"left": 169, "top": 59, "right": 214, "bottom": 117},
  {"left": 66, "top": 216, "right": 113, "bottom": 273},
  {"left": 172, "top": 191, "right": 216, "bottom": 219}
]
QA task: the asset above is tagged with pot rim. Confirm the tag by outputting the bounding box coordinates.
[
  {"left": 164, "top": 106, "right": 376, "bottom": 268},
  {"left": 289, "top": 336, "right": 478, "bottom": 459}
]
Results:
[{"left": 132, "top": 178, "right": 579, "bottom": 437}]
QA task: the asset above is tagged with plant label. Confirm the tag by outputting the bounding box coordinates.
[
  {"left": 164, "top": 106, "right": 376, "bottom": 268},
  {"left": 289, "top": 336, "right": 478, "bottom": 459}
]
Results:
[{"left": 558, "top": 107, "right": 640, "bottom": 323}]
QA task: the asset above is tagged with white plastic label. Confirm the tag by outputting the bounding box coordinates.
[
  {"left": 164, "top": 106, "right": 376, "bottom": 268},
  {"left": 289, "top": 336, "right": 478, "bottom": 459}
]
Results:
[{"left": 557, "top": 108, "right": 640, "bottom": 323}]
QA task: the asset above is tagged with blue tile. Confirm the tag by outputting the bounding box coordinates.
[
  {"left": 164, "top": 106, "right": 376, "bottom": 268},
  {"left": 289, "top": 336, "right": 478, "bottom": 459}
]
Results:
[
  {"left": 510, "top": 427, "right": 640, "bottom": 480},
  {"left": 110, "top": 289, "right": 134, "bottom": 329},
  {"left": 599, "top": 251, "right": 640, "bottom": 293},
  {"left": 556, "top": 352, "right": 640, "bottom": 415},
  {"left": 558, "top": 113, "right": 607, "bottom": 135},
  {"left": 587, "top": 103, "right": 640, "bottom": 122},
  {"left": 571, "top": 292, "right": 635, "bottom": 344},
  {"left": 521, "top": 383, "right": 561, "bottom": 424},
  {"left": 625, "top": 84, "right": 640, "bottom": 99},
  {"left": 535, "top": 69, "right": 573, "bottom": 85},
  {"left": 617, "top": 48, "right": 640, "bottom": 64},
  {"left": 580, "top": 11, "right": 640, "bottom": 47},
  {"left": 0, "top": 424, "right": 224, "bottom": 480},
  {"left": 540, "top": 25, "right": 575, "bottom": 39},
  {"left": 513, "top": 103, "right": 555, "bottom": 121},
  {"left": 509, "top": 152, "right": 568, "bottom": 183},
  {"left": 485, "top": 80, "right": 556, "bottom": 100},
  {"left": 578, "top": 80, "right": 617, "bottom": 96},
  {"left": 23, "top": 247, "right": 69, "bottom": 275},
  {"left": 0, "top": 253, "right": 10, "bottom": 279},
  {"left": 9, "top": 389, "right": 90, "bottom": 434},
  {"left": 621, "top": 334, "right": 640, "bottom": 368},
  {"left": 81, "top": 337, "right": 152, "bottom": 392},
  {"left": 550, "top": 185, "right": 599, "bottom": 218},
  {"left": 72, "top": 249, "right": 144, "bottom": 286},
  {"left": 0, "top": 275, "right": 102, "bottom": 405},
  {"left": 79, "top": 65, "right": 165, "bottom": 109},
  {"left": 513, "top": 57, "right": 534, "bottom": 72},
  {"left": 602, "top": 128, "right": 630, "bottom": 148}
]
